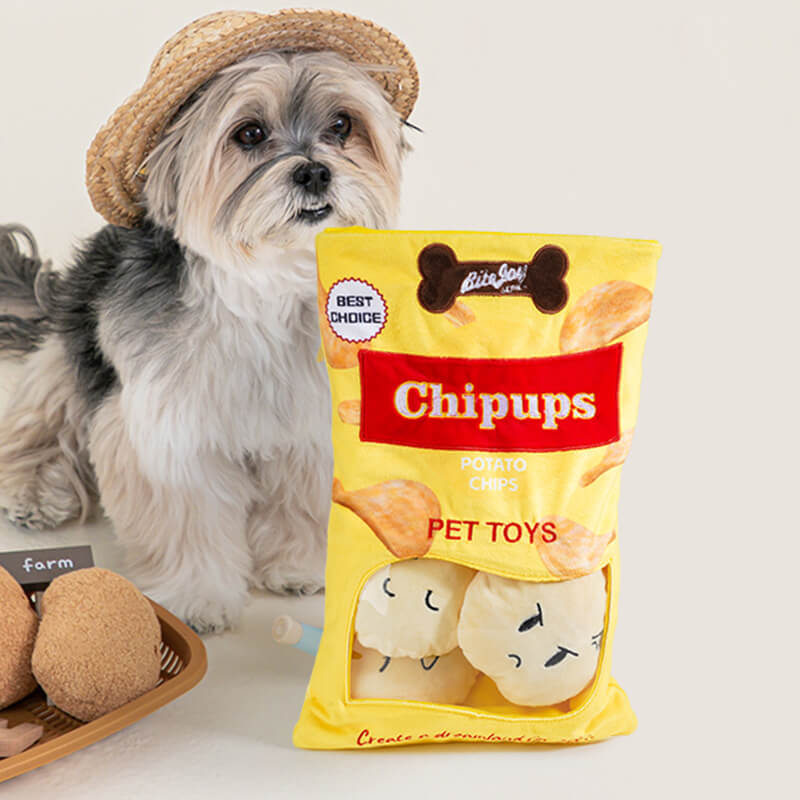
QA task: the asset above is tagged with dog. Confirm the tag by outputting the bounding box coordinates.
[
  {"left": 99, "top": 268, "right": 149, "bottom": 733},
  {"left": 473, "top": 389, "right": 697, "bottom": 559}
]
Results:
[{"left": 0, "top": 48, "right": 410, "bottom": 633}]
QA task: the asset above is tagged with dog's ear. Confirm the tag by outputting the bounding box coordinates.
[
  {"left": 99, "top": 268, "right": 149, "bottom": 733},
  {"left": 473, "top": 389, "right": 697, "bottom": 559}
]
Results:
[{"left": 141, "top": 126, "right": 182, "bottom": 229}]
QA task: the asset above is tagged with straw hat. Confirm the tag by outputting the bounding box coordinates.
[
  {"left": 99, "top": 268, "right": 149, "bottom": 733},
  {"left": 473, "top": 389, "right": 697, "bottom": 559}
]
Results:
[{"left": 86, "top": 9, "right": 419, "bottom": 228}]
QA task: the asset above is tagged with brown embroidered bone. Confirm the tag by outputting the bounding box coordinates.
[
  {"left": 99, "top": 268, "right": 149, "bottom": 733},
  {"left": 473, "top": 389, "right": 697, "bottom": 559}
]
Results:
[{"left": 417, "top": 243, "right": 569, "bottom": 315}]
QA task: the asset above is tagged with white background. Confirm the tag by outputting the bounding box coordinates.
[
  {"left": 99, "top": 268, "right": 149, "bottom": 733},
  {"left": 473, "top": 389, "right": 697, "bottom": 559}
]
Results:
[{"left": 1, "top": 1, "right": 797, "bottom": 797}]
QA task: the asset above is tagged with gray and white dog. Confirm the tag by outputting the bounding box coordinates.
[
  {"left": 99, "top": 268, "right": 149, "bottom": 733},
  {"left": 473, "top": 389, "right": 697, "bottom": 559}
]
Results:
[{"left": 0, "top": 51, "right": 408, "bottom": 632}]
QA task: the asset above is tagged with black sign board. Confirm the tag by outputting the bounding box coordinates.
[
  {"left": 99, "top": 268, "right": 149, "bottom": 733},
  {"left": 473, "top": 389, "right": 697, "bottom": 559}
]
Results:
[{"left": 0, "top": 546, "right": 94, "bottom": 592}]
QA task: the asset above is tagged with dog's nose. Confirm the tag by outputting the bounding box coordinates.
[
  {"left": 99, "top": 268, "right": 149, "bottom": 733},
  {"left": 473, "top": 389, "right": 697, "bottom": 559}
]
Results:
[{"left": 292, "top": 161, "right": 331, "bottom": 195}]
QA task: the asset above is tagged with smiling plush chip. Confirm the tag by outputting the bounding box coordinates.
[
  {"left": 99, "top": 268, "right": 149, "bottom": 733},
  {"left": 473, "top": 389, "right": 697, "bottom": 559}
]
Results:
[
  {"left": 457, "top": 571, "right": 606, "bottom": 707},
  {"left": 355, "top": 559, "right": 475, "bottom": 658},
  {"left": 351, "top": 640, "right": 478, "bottom": 704}
]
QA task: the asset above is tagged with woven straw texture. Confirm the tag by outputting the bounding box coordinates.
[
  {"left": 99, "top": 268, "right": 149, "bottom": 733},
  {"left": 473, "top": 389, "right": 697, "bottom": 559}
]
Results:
[{"left": 86, "top": 9, "right": 419, "bottom": 228}]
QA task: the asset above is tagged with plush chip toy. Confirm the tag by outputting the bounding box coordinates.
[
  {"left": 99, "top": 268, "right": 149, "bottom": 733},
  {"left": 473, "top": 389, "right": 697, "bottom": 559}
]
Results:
[
  {"left": 355, "top": 559, "right": 474, "bottom": 658},
  {"left": 351, "top": 640, "right": 478, "bottom": 704},
  {"left": 0, "top": 566, "right": 38, "bottom": 710},
  {"left": 458, "top": 571, "right": 606, "bottom": 707},
  {"left": 295, "top": 229, "right": 660, "bottom": 749}
]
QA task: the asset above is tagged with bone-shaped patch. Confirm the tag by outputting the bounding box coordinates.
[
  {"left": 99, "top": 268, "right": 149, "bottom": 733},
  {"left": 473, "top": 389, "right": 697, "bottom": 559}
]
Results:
[{"left": 417, "top": 243, "right": 569, "bottom": 315}]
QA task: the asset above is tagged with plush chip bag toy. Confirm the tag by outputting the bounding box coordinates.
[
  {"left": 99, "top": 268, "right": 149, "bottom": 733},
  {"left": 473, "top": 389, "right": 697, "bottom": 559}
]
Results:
[{"left": 295, "top": 229, "right": 660, "bottom": 748}]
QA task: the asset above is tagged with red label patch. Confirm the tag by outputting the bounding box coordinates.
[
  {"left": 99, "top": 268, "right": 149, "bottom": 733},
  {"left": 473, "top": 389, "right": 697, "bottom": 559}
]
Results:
[{"left": 358, "top": 345, "right": 622, "bottom": 452}]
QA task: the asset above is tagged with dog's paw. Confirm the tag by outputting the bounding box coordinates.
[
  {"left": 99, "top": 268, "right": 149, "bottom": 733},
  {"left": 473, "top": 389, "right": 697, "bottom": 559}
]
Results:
[
  {"left": 250, "top": 566, "right": 324, "bottom": 597},
  {"left": 277, "top": 579, "right": 324, "bottom": 597},
  {"left": 186, "top": 613, "right": 233, "bottom": 636},
  {"left": 143, "top": 589, "right": 244, "bottom": 636},
  {"left": 3, "top": 500, "right": 67, "bottom": 531},
  {"left": 179, "top": 600, "right": 242, "bottom": 636},
  {"left": 180, "top": 604, "right": 238, "bottom": 636},
  {"left": 4, "top": 504, "right": 47, "bottom": 530},
  {"left": 1, "top": 482, "right": 82, "bottom": 531}
]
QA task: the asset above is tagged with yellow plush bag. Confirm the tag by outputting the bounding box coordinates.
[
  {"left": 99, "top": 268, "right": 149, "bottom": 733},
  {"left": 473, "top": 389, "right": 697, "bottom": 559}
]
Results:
[{"left": 294, "top": 229, "right": 660, "bottom": 749}]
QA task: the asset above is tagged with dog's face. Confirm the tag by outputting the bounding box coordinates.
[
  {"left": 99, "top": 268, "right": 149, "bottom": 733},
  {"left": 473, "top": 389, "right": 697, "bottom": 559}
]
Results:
[{"left": 143, "top": 51, "right": 408, "bottom": 265}]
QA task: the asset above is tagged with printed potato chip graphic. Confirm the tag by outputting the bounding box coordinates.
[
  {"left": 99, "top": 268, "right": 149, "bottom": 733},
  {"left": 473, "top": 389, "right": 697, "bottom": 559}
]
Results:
[
  {"left": 332, "top": 478, "right": 440, "bottom": 558},
  {"left": 317, "top": 276, "right": 369, "bottom": 368},
  {"left": 559, "top": 281, "right": 652, "bottom": 353},
  {"left": 535, "top": 516, "right": 616, "bottom": 578},
  {"left": 338, "top": 399, "right": 361, "bottom": 425},
  {"left": 580, "top": 429, "right": 634, "bottom": 487},
  {"left": 444, "top": 300, "right": 476, "bottom": 327}
]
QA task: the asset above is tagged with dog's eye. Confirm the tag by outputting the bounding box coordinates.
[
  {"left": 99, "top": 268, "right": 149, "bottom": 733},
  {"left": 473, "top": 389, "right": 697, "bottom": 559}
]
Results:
[
  {"left": 329, "top": 113, "right": 352, "bottom": 142},
  {"left": 233, "top": 122, "right": 268, "bottom": 149}
]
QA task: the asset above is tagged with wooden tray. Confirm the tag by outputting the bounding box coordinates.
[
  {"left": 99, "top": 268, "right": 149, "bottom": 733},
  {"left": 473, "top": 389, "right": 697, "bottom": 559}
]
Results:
[{"left": 0, "top": 600, "right": 207, "bottom": 783}]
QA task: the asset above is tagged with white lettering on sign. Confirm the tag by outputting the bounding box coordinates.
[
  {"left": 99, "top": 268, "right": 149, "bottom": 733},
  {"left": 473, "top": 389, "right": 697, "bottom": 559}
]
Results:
[{"left": 22, "top": 556, "right": 74, "bottom": 572}]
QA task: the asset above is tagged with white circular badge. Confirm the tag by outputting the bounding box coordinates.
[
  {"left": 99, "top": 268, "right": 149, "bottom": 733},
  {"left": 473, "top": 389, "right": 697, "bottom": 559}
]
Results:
[{"left": 325, "top": 279, "right": 387, "bottom": 343}]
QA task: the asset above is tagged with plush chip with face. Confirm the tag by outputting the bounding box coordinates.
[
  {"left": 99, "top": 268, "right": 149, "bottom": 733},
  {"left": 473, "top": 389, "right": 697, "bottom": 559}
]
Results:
[
  {"left": 354, "top": 559, "right": 475, "bottom": 658},
  {"left": 350, "top": 640, "right": 479, "bottom": 704},
  {"left": 457, "top": 571, "right": 606, "bottom": 707}
]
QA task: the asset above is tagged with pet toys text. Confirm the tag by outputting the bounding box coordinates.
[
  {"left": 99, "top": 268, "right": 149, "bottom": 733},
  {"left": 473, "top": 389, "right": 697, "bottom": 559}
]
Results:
[{"left": 428, "top": 518, "right": 557, "bottom": 544}]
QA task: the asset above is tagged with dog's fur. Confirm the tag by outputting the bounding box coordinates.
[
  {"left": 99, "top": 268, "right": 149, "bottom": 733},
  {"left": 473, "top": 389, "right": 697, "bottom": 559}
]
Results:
[{"left": 0, "top": 51, "right": 408, "bottom": 632}]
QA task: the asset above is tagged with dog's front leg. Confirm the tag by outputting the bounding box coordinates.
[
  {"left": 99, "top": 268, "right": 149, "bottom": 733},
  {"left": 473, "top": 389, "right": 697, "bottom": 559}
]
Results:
[
  {"left": 247, "top": 444, "right": 331, "bottom": 596},
  {"left": 89, "top": 391, "right": 254, "bottom": 633}
]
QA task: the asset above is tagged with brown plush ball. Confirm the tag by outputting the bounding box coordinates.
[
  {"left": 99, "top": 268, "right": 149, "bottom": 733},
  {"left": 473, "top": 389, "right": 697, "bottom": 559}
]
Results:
[
  {"left": 32, "top": 568, "right": 162, "bottom": 721},
  {"left": 0, "top": 566, "right": 38, "bottom": 710}
]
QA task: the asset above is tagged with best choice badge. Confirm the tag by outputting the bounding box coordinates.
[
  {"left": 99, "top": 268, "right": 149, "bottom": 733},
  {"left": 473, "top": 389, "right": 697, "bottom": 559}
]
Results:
[{"left": 326, "top": 278, "right": 387, "bottom": 343}]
